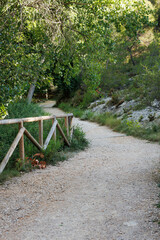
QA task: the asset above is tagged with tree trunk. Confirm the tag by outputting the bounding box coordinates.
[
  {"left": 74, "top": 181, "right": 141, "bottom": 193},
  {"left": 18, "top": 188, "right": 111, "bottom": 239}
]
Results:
[
  {"left": 27, "top": 57, "right": 45, "bottom": 103},
  {"left": 27, "top": 79, "right": 37, "bottom": 104},
  {"left": 106, "top": 59, "right": 109, "bottom": 69},
  {"left": 127, "top": 47, "right": 135, "bottom": 66}
]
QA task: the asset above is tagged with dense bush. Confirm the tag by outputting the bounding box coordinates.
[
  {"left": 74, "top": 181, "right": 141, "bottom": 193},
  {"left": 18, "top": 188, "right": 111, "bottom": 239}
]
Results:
[
  {"left": 0, "top": 101, "right": 89, "bottom": 182},
  {"left": 59, "top": 102, "right": 160, "bottom": 143},
  {"left": 0, "top": 101, "right": 51, "bottom": 169},
  {"left": 70, "top": 126, "right": 89, "bottom": 151},
  {"left": 100, "top": 33, "right": 160, "bottom": 106}
]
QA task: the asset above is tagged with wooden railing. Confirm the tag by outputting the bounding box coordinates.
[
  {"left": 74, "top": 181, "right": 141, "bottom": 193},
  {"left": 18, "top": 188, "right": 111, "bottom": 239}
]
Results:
[{"left": 0, "top": 114, "right": 73, "bottom": 174}]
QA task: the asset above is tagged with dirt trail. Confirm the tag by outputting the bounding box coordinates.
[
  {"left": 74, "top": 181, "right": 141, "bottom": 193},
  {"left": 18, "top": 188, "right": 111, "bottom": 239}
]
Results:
[{"left": 0, "top": 102, "right": 160, "bottom": 240}]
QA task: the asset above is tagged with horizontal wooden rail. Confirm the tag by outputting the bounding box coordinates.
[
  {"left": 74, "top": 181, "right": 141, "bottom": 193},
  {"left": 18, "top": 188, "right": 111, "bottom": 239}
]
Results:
[
  {"left": 0, "top": 114, "right": 73, "bottom": 125},
  {"left": 0, "top": 114, "right": 73, "bottom": 174}
]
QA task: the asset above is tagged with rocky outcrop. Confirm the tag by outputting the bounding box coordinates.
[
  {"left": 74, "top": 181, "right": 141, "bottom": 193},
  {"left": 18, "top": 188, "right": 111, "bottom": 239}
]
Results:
[{"left": 88, "top": 97, "right": 160, "bottom": 124}]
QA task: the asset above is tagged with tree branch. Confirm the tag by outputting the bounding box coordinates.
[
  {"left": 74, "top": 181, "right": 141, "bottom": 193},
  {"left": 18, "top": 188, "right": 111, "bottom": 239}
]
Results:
[{"left": 63, "top": 1, "right": 89, "bottom": 6}]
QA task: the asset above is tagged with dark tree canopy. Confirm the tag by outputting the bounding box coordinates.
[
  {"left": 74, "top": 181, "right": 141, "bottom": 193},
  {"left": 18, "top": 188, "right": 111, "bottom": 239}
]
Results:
[{"left": 0, "top": 0, "right": 154, "bottom": 116}]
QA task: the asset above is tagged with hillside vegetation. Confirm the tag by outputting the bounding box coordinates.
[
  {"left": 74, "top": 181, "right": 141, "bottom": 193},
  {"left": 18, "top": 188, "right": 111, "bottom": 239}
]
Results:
[
  {"left": 0, "top": 101, "right": 89, "bottom": 182},
  {"left": 1, "top": 0, "right": 160, "bottom": 115},
  {"left": 1, "top": 0, "right": 160, "bottom": 176}
]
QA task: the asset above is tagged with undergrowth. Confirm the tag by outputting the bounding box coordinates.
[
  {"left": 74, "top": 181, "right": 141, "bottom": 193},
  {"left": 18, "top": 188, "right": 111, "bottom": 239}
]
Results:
[
  {"left": 58, "top": 102, "right": 84, "bottom": 118},
  {"left": 0, "top": 100, "right": 51, "bottom": 170},
  {"left": 58, "top": 102, "right": 160, "bottom": 143},
  {"left": 101, "top": 33, "right": 160, "bottom": 106},
  {"left": 0, "top": 101, "right": 89, "bottom": 183},
  {"left": 44, "top": 125, "right": 89, "bottom": 167}
]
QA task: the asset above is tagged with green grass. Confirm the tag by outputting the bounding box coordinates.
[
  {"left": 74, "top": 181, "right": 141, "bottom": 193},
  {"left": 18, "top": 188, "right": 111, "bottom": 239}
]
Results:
[
  {"left": 0, "top": 124, "right": 89, "bottom": 183},
  {"left": 58, "top": 102, "right": 84, "bottom": 118},
  {"left": 59, "top": 102, "right": 160, "bottom": 143},
  {"left": 70, "top": 126, "right": 89, "bottom": 151},
  {"left": 0, "top": 101, "right": 89, "bottom": 183},
  {"left": 0, "top": 169, "right": 20, "bottom": 184},
  {"left": 100, "top": 33, "right": 160, "bottom": 105},
  {"left": 43, "top": 125, "right": 89, "bottom": 166},
  {"left": 43, "top": 125, "right": 89, "bottom": 167},
  {"left": 0, "top": 100, "right": 52, "bottom": 170}
]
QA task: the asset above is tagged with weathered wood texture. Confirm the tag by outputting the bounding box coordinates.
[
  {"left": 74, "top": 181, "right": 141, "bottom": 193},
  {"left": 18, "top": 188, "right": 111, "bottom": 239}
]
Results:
[
  {"left": 0, "top": 114, "right": 73, "bottom": 174},
  {"left": 43, "top": 120, "right": 58, "bottom": 150},
  {"left": 0, "top": 114, "right": 73, "bottom": 125},
  {"left": 69, "top": 116, "right": 74, "bottom": 139},
  {"left": 24, "top": 129, "right": 43, "bottom": 151},
  {"left": 39, "top": 120, "right": 43, "bottom": 146},
  {"left": 52, "top": 118, "right": 56, "bottom": 141},
  {"left": 65, "top": 116, "right": 69, "bottom": 137},
  {"left": 0, "top": 127, "right": 25, "bottom": 174},
  {"left": 57, "top": 122, "right": 70, "bottom": 147},
  {"left": 19, "top": 122, "right": 25, "bottom": 161}
]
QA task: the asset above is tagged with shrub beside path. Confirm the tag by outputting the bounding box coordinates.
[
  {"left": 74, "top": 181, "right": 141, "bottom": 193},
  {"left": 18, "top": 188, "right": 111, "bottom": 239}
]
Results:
[{"left": 0, "top": 102, "right": 160, "bottom": 240}]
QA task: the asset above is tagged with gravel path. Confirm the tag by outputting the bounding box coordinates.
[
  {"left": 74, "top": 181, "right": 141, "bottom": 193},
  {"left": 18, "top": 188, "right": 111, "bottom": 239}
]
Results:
[{"left": 0, "top": 102, "right": 160, "bottom": 240}]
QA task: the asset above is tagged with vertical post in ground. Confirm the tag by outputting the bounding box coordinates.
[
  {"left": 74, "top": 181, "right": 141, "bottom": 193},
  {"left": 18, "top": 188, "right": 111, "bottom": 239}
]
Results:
[
  {"left": 39, "top": 120, "right": 43, "bottom": 147},
  {"left": 70, "top": 116, "right": 73, "bottom": 140},
  {"left": 52, "top": 117, "right": 56, "bottom": 141},
  {"left": 65, "top": 115, "right": 69, "bottom": 137},
  {"left": 19, "top": 121, "right": 25, "bottom": 161}
]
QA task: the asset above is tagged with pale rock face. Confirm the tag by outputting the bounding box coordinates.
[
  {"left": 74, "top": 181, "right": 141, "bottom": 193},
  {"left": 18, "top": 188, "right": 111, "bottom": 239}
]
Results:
[
  {"left": 89, "top": 97, "right": 112, "bottom": 114},
  {"left": 151, "top": 99, "right": 160, "bottom": 108},
  {"left": 92, "top": 103, "right": 106, "bottom": 113},
  {"left": 88, "top": 98, "right": 160, "bottom": 124},
  {"left": 128, "top": 107, "right": 155, "bottom": 122},
  {"left": 115, "top": 100, "right": 138, "bottom": 116}
]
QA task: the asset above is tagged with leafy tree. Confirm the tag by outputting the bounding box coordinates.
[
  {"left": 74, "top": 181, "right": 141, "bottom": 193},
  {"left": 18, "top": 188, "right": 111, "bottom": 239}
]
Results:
[
  {"left": 0, "top": 0, "right": 154, "bottom": 115},
  {"left": 108, "top": 0, "right": 154, "bottom": 65}
]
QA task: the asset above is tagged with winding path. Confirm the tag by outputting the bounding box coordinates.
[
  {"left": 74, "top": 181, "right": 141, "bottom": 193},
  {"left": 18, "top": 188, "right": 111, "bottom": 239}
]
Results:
[{"left": 0, "top": 102, "right": 160, "bottom": 240}]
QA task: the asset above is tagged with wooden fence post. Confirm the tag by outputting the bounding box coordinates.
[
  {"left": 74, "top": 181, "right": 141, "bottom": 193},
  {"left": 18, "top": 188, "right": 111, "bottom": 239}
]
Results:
[
  {"left": 39, "top": 120, "right": 43, "bottom": 146},
  {"left": 69, "top": 116, "right": 73, "bottom": 139},
  {"left": 65, "top": 115, "right": 69, "bottom": 137},
  {"left": 52, "top": 117, "right": 56, "bottom": 141},
  {"left": 0, "top": 113, "right": 73, "bottom": 174},
  {"left": 19, "top": 121, "right": 25, "bottom": 161}
]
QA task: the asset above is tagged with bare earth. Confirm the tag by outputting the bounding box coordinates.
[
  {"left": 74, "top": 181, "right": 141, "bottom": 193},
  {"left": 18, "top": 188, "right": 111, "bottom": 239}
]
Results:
[{"left": 0, "top": 102, "right": 160, "bottom": 240}]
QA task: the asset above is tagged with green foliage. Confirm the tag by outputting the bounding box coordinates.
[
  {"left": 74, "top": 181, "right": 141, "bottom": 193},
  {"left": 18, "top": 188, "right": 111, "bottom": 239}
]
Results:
[
  {"left": 6, "top": 100, "right": 47, "bottom": 119},
  {"left": 58, "top": 102, "right": 84, "bottom": 118},
  {"left": 126, "top": 120, "right": 141, "bottom": 129},
  {"left": 0, "top": 104, "right": 7, "bottom": 119},
  {"left": 126, "top": 37, "right": 160, "bottom": 104},
  {"left": 57, "top": 102, "right": 73, "bottom": 112},
  {"left": 89, "top": 112, "right": 121, "bottom": 129},
  {"left": 112, "top": 0, "right": 153, "bottom": 40},
  {"left": 43, "top": 139, "right": 66, "bottom": 165},
  {"left": 0, "top": 101, "right": 89, "bottom": 182},
  {"left": 38, "top": 125, "right": 89, "bottom": 167},
  {"left": 59, "top": 102, "right": 160, "bottom": 143},
  {"left": 93, "top": 113, "right": 160, "bottom": 143},
  {"left": 0, "top": 0, "right": 54, "bottom": 108},
  {"left": 80, "top": 91, "right": 98, "bottom": 108},
  {"left": 70, "top": 126, "right": 89, "bottom": 151},
  {"left": 81, "top": 110, "right": 94, "bottom": 121},
  {"left": 15, "top": 157, "right": 32, "bottom": 173},
  {"left": 0, "top": 101, "right": 51, "bottom": 169},
  {"left": 1, "top": 0, "right": 154, "bottom": 105},
  {"left": 101, "top": 31, "right": 160, "bottom": 105},
  {"left": 0, "top": 169, "right": 20, "bottom": 184}
]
